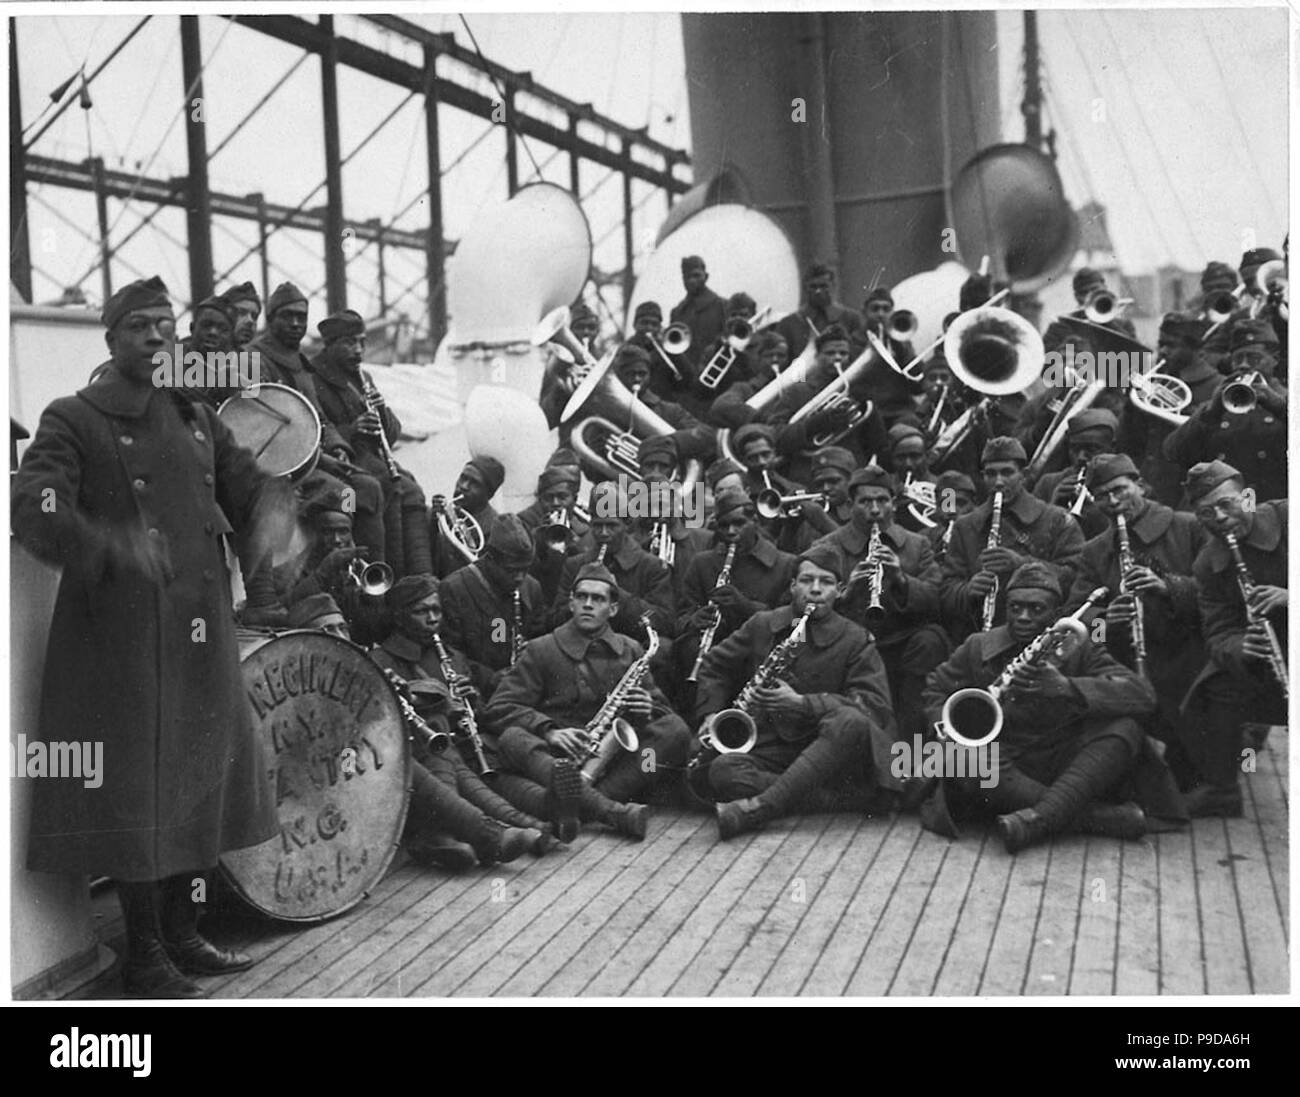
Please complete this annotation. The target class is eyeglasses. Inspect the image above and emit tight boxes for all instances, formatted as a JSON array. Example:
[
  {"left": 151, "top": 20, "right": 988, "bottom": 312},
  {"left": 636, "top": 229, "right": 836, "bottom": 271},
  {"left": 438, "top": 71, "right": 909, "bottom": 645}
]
[{"left": 1194, "top": 496, "right": 1243, "bottom": 522}]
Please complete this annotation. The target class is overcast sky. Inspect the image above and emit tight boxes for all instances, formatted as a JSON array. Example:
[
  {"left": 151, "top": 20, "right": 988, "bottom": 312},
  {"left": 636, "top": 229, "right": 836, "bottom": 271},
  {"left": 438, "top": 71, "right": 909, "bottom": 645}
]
[{"left": 10, "top": 5, "right": 1288, "bottom": 320}]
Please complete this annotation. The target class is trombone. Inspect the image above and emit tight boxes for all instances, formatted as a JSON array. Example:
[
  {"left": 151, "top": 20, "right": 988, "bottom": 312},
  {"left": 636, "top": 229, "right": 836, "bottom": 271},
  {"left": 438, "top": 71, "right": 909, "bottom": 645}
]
[
  {"left": 697, "top": 305, "right": 775, "bottom": 390},
  {"left": 1083, "top": 289, "right": 1133, "bottom": 326},
  {"left": 646, "top": 323, "right": 691, "bottom": 381}
]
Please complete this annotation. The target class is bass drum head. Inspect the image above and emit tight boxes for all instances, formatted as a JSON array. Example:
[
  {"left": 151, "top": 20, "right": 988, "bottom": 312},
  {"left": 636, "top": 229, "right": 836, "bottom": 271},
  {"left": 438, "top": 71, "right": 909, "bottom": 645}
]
[
  {"left": 220, "top": 630, "right": 411, "bottom": 922},
  {"left": 218, "top": 383, "right": 322, "bottom": 480}
]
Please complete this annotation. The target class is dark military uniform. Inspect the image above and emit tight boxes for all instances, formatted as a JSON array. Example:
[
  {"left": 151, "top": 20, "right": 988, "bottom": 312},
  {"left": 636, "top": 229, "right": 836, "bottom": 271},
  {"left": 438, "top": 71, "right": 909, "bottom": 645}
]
[
  {"left": 772, "top": 304, "right": 864, "bottom": 362},
  {"left": 438, "top": 563, "right": 548, "bottom": 699},
  {"left": 940, "top": 490, "right": 1085, "bottom": 641},
  {"left": 1033, "top": 465, "right": 1108, "bottom": 539},
  {"left": 811, "top": 515, "right": 950, "bottom": 741},
  {"left": 769, "top": 361, "right": 890, "bottom": 486},
  {"left": 693, "top": 605, "right": 899, "bottom": 810},
  {"left": 432, "top": 499, "right": 498, "bottom": 580},
  {"left": 516, "top": 498, "right": 588, "bottom": 603},
  {"left": 553, "top": 538, "right": 676, "bottom": 641}
]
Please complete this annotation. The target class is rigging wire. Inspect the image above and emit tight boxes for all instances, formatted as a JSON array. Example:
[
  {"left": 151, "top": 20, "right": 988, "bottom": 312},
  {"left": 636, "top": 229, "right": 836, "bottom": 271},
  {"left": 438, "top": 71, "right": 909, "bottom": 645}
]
[
  {"left": 208, "top": 51, "right": 311, "bottom": 163},
  {"left": 457, "top": 14, "right": 544, "bottom": 180}
]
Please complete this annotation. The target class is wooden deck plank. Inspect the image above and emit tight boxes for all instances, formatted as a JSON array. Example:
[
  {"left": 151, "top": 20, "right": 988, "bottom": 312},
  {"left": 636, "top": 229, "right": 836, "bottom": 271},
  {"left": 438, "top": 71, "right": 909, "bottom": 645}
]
[
  {"left": 537, "top": 813, "right": 720, "bottom": 997},
  {"left": 1154, "top": 827, "right": 1206, "bottom": 995},
  {"left": 932, "top": 832, "right": 1013, "bottom": 996},
  {"left": 799, "top": 819, "right": 922, "bottom": 996},
  {"left": 455, "top": 816, "right": 703, "bottom": 997},
  {"left": 844, "top": 831, "right": 952, "bottom": 996},
  {"left": 624, "top": 824, "right": 806, "bottom": 996},
  {"left": 1024, "top": 837, "right": 1087, "bottom": 996},
  {"left": 713, "top": 815, "right": 865, "bottom": 997},
  {"left": 581, "top": 827, "right": 785, "bottom": 996},
  {"left": 887, "top": 831, "right": 984, "bottom": 996},
  {"left": 1224, "top": 811, "right": 1289, "bottom": 995},
  {"left": 1191, "top": 820, "right": 1253, "bottom": 996},
  {"left": 978, "top": 842, "right": 1050, "bottom": 995},
  {"left": 1110, "top": 840, "right": 1160, "bottom": 997},
  {"left": 669, "top": 814, "right": 837, "bottom": 997},
  {"left": 329, "top": 833, "right": 618, "bottom": 997},
  {"left": 753, "top": 816, "right": 889, "bottom": 996},
  {"left": 1250, "top": 747, "right": 1290, "bottom": 933}
]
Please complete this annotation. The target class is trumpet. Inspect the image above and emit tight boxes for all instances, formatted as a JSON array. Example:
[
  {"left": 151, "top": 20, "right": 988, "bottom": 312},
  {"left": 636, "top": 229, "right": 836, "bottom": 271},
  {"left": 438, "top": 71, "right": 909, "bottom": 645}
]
[
  {"left": 981, "top": 491, "right": 1003, "bottom": 631},
  {"left": 539, "top": 508, "right": 576, "bottom": 554},
  {"left": 434, "top": 493, "right": 486, "bottom": 565},
  {"left": 1202, "top": 286, "right": 1245, "bottom": 340},
  {"left": 646, "top": 323, "right": 691, "bottom": 381},
  {"left": 697, "top": 306, "right": 774, "bottom": 390},
  {"left": 1083, "top": 289, "right": 1133, "bottom": 326},
  {"left": 887, "top": 309, "right": 919, "bottom": 343},
  {"left": 756, "top": 470, "right": 826, "bottom": 520},
  {"left": 1067, "top": 459, "right": 1091, "bottom": 517},
  {"left": 1224, "top": 532, "right": 1289, "bottom": 700},
  {"left": 688, "top": 542, "right": 736, "bottom": 683},
  {"left": 347, "top": 557, "right": 394, "bottom": 596},
  {"left": 1222, "top": 371, "right": 1265, "bottom": 415},
  {"left": 939, "top": 587, "right": 1108, "bottom": 747}
]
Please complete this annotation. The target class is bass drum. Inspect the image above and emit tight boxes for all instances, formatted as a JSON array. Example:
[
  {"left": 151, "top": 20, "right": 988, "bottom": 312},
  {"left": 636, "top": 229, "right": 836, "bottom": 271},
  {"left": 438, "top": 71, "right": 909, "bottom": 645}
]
[
  {"left": 218, "top": 383, "right": 322, "bottom": 480},
  {"left": 220, "top": 630, "right": 411, "bottom": 922}
]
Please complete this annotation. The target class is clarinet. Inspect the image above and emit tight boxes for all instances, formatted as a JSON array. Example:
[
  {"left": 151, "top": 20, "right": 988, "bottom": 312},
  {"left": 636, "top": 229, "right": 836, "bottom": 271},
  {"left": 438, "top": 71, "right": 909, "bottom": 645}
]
[
  {"left": 510, "top": 589, "right": 525, "bottom": 667},
  {"left": 688, "top": 543, "right": 737, "bottom": 682},
  {"left": 981, "top": 491, "right": 1003, "bottom": 631},
  {"left": 380, "top": 668, "right": 452, "bottom": 754},
  {"left": 431, "top": 634, "right": 494, "bottom": 777},
  {"left": 865, "top": 522, "right": 886, "bottom": 625},
  {"left": 1224, "top": 532, "right": 1289, "bottom": 700},
  {"left": 360, "top": 374, "right": 400, "bottom": 481},
  {"left": 1115, "top": 514, "right": 1147, "bottom": 678}
]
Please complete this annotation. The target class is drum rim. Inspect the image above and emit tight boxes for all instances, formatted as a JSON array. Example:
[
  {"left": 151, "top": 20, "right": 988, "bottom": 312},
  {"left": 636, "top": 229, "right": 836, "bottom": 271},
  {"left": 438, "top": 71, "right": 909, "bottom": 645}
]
[
  {"left": 221, "top": 627, "right": 411, "bottom": 923},
  {"left": 218, "top": 382, "right": 323, "bottom": 481}
]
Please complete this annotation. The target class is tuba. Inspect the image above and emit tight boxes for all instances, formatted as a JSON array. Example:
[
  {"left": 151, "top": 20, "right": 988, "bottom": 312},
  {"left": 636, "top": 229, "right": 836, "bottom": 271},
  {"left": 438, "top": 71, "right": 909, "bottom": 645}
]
[
  {"left": 715, "top": 351, "right": 820, "bottom": 465},
  {"left": 434, "top": 493, "right": 486, "bottom": 565},
  {"left": 943, "top": 304, "right": 1045, "bottom": 398},
  {"left": 940, "top": 587, "right": 1107, "bottom": 747}
]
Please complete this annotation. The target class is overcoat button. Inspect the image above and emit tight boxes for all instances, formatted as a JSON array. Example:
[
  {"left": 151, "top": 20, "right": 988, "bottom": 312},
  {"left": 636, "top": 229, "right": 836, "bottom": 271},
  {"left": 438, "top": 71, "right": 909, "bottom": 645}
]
[
  {"left": 203, "top": 473, "right": 214, "bottom": 485},
  {"left": 133, "top": 478, "right": 146, "bottom": 491},
  {"left": 194, "top": 430, "right": 206, "bottom": 442},
  {"left": 120, "top": 435, "right": 133, "bottom": 446},
  {"left": 205, "top": 522, "right": 215, "bottom": 535},
  {"left": 203, "top": 569, "right": 215, "bottom": 581},
  {"left": 147, "top": 528, "right": 160, "bottom": 538}
]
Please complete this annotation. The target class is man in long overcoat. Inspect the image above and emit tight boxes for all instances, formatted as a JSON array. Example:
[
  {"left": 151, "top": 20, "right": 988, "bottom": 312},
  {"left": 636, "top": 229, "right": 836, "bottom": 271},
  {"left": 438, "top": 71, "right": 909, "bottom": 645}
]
[{"left": 11, "top": 277, "right": 294, "bottom": 998}]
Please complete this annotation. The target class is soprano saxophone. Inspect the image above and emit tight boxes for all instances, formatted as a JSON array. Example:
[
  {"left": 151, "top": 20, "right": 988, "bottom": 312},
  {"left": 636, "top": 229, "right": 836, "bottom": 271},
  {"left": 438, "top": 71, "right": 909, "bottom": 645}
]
[
  {"left": 431, "top": 634, "right": 494, "bottom": 776},
  {"left": 1115, "top": 513, "right": 1147, "bottom": 678},
  {"left": 981, "top": 490, "right": 1004, "bottom": 631},
  {"left": 579, "top": 613, "right": 658, "bottom": 783},
  {"left": 687, "top": 543, "right": 737, "bottom": 682}
]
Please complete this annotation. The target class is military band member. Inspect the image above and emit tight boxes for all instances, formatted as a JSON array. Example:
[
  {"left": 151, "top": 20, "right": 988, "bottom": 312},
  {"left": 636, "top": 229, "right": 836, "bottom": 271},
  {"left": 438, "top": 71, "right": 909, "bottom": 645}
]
[
  {"left": 611, "top": 343, "right": 717, "bottom": 463},
  {"left": 693, "top": 546, "right": 899, "bottom": 838},
  {"left": 940, "top": 436, "right": 1085, "bottom": 643},
  {"left": 922, "top": 562, "right": 1159, "bottom": 852},
  {"left": 670, "top": 255, "right": 727, "bottom": 373},
  {"left": 631, "top": 434, "right": 712, "bottom": 589},
  {"left": 368, "top": 576, "right": 553, "bottom": 858},
  {"left": 1116, "top": 313, "right": 1218, "bottom": 507},
  {"left": 1162, "top": 319, "right": 1288, "bottom": 505},
  {"left": 184, "top": 294, "right": 240, "bottom": 407},
  {"left": 676, "top": 488, "right": 797, "bottom": 682},
  {"left": 772, "top": 262, "right": 864, "bottom": 362},
  {"left": 888, "top": 423, "right": 939, "bottom": 535},
  {"left": 220, "top": 281, "right": 261, "bottom": 349},
  {"left": 439, "top": 515, "right": 548, "bottom": 698},
  {"left": 626, "top": 300, "right": 688, "bottom": 404},
  {"left": 312, "top": 308, "right": 433, "bottom": 577},
  {"left": 430, "top": 455, "right": 504, "bottom": 579},
  {"left": 1180, "top": 461, "right": 1288, "bottom": 817},
  {"left": 812, "top": 465, "right": 949, "bottom": 743},
  {"left": 1062, "top": 454, "right": 1205, "bottom": 787},
  {"left": 553, "top": 480, "right": 676, "bottom": 644},
  {"left": 773, "top": 445, "right": 853, "bottom": 554},
  {"left": 927, "top": 470, "right": 977, "bottom": 566},
  {"left": 854, "top": 286, "right": 921, "bottom": 427},
  {"left": 12, "top": 276, "right": 295, "bottom": 997},
  {"left": 708, "top": 330, "right": 792, "bottom": 431},
  {"left": 540, "top": 302, "right": 602, "bottom": 427},
  {"left": 688, "top": 292, "right": 761, "bottom": 410},
  {"left": 517, "top": 459, "right": 589, "bottom": 604},
  {"left": 1031, "top": 409, "right": 1118, "bottom": 540},
  {"left": 485, "top": 562, "right": 693, "bottom": 840}
]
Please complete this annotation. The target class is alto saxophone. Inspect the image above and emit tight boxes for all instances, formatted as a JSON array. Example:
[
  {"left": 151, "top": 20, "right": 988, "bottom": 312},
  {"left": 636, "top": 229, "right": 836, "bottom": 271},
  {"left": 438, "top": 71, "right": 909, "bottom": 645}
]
[
  {"left": 579, "top": 613, "right": 658, "bottom": 783},
  {"left": 981, "top": 491, "right": 1004, "bottom": 631},
  {"left": 687, "top": 542, "right": 737, "bottom": 682},
  {"left": 1224, "top": 531, "right": 1289, "bottom": 700},
  {"left": 1115, "top": 513, "right": 1147, "bottom": 678},
  {"left": 431, "top": 634, "right": 494, "bottom": 777},
  {"left": 695, "top": 603, "right": 814, "bottom": 762},
  {"left": 360, "top": 373, "right": 400, "bottom": 480}
]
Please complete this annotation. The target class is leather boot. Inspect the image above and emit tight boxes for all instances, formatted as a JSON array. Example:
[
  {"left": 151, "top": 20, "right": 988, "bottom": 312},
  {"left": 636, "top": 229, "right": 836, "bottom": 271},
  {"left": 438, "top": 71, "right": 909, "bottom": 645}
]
[
  {"left": 473, "top": 821, "right": 539, "bottom": 866},
  {"left": 159, "top": 874, "right": 254, "bottom": 976},
  {"left": 996, "top": 807, "right": 1050, "bottom": 854},
  {"left": 1072, "top": 801, "right": 1146, "bottom": 840},
  {"left": 603, "top": 802, "right": 650, "bottom": 841},
  {"left": 117, "top": 881, "right": 205, "bottom": 999},
  {"left": 406, "top": 832, "right": 477, "bottom": 870},
  {"left": 548, "top": 758, "right": 583, "bottom": 843},
  {"left": 716, "top": 797, "right": 770, "bottom": 841}
]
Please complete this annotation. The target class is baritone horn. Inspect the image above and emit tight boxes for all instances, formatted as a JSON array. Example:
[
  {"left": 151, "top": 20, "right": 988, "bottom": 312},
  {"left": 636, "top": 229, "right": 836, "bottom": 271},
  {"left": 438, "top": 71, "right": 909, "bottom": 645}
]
[
  {"left": 1129, "top": 357, "right": 1191, "bottom": 426},
  {"left": 435, "top": 494, "right": 486, "bottom": 564},
  {"left": 786, "top": 343, "right": 878, "bottom": 449},
  {"left": 532, "top": 305, "right": 602, "bottom": 390}
]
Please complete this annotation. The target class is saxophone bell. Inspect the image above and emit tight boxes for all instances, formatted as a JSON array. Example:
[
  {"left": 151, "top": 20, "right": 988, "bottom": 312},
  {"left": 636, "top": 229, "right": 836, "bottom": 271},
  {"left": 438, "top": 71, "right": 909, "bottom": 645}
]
[{"left": 698, "top": 709, "right": 758, "bottom": 755}]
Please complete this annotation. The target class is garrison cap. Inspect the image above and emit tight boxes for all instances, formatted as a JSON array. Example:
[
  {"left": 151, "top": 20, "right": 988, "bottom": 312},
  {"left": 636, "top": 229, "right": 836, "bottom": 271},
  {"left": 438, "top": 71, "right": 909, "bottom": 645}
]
[
  {"left": 194, "top": 294, "right": 237, "bottom": 328},
  {"left": 537, "top": 465, "right": 580, "bottom": 492},
  {"left": 934, "top": 470, "right": 976, "bottom": 499},
  {"left": 726, "top": 292, "right": 756, "bottom": 314},
  {"left": 815, "top": 323, "right": 851, "bottom": 349},
  {"left": 1159, "top": 313, "right": 1210, "bottom": 345},
  {"left": 638, "top": 435, "right": 678, "bottom": 465},
  {"left": 287, "top": 593, "right": 346, "bottom": 630},
  {"left": 1229, "top": 318, "right": 1279, "bottom": 352},
  {"left": 614, "top": 343, "right": 652, "bottom": 369},
  {"left": 1072, "top": 267, "right": 1106, "bottom": 295},
  {"left": 887, "top": 423, "right": 926, "bottom": 452},
  {"left": 1006, "top": 560, "right": 1062, "bottom": 600},
  {"left": 483, "top": 514, "right": 534, "bottom": 566},
  {"left": 267, "top": 282, "right": 308, "bottom": 317},
  {"left": 634, "top": 300, "right": 663, "bottom": 322},
  {"left": 574, "top": 562, "right": 618, "bottom": 592},
  {"left": 220, "top": 281, "right": 260, "bottom": 309},
  {"left": 464, "top": 456, "right": 505, "bottom": 495},
  {"left": 981, "top": 435, "right": 1027, "bottom": 466},
  {"left": 797, "top": 543, "right": 846, "bottom": 582},
  {"left": 681, "top": 255, "right": 707, "bottom": 274},
  {"left": 1184, "top": 460, "right": 1243, "bottom": 504},
  {"left": 810, "top": 446, "right": 855, "bottom": 477},
  {"left": 1067, "top": 408, "right": 1119, "bottom": 439},
  {"left": 713, "top": 487, "right": 752, "bottom": 518},
  {"left": 732, "top": 423, "right": 775, "bottom": 455},
  {"left": 1200, "top": 261, "right": 1238, "bottom": 294},
  {"left": 849, "top": 464, "right": 895, "bottom": 493},
  {"left": 318, "top": 309, "right": 366, "bottom": 341},
  {"left": 386, "top": 574, "right": 439, "bottom": 611},
  {"left": 864, "top": 286, "right": 894, "bottom": 306},
  {"left": 1087, "top": 453, "right": 1140, "bottom": 490},
  {"left": 102, "top": 276, "right": 172, "bottom": 330}
]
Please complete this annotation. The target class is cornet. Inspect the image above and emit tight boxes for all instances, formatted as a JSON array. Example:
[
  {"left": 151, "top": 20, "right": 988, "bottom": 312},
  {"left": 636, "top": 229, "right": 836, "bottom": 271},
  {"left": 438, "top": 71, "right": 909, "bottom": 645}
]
[
  {"left": 1222, "top": 371, "right": 1264, "bottom": 415},
  {"left": 347, "top": 557, "right": 394, "bottom": 596}
]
